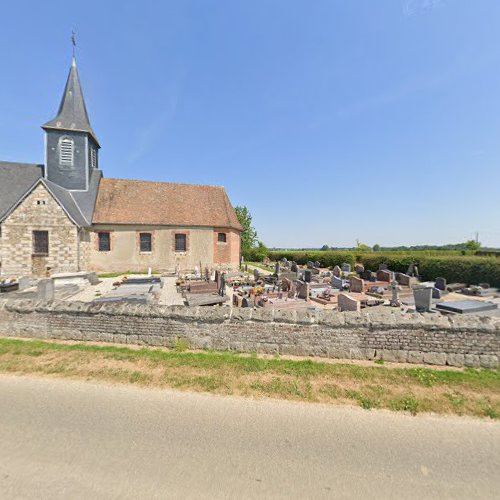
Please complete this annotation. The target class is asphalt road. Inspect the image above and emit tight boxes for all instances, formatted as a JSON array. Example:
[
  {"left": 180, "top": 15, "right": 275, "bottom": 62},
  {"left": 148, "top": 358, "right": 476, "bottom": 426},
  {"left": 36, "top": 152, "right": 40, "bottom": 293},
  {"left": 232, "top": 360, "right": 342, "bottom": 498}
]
[{"left": 0, "top": 376, "right": 498, "bottom": 499}]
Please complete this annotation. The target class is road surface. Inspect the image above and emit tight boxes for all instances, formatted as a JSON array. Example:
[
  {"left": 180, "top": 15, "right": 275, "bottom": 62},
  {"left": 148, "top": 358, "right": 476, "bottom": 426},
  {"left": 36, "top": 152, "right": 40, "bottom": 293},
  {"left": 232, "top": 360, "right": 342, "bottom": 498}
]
[{"left": 0, "top": 375, "right": 498, "bottom": 499}]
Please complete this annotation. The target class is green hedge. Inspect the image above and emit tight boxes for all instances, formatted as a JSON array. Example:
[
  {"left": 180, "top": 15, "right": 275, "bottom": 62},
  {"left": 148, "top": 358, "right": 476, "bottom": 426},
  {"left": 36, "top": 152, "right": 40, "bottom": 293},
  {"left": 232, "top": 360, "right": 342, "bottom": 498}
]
[{"left": 267, "top": 251, "right": 500, "bottom": 287}]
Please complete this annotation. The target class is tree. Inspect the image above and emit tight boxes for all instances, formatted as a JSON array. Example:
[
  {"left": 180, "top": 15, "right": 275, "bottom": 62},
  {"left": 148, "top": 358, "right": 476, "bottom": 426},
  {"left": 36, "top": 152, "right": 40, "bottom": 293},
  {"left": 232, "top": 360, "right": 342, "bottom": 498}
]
[
  {"left": 464, "top": 239, "right": 481, "bottom": 252},
  {"left": 320, "top": 244, "right": 330, "bottom": 251},
  {"left": 373, "top": 244, "right": 381, "bottom": 252},
  {"left": 235, "top": 206, "right": 258, "bottom": 252},
  {"left": 355, "top": 239, "right": 372, "bottom": 252}
]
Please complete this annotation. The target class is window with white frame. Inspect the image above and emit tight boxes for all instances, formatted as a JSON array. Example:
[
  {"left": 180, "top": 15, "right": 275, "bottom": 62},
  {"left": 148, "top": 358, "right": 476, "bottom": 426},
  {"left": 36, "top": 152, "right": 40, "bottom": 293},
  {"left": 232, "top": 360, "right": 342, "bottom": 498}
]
[{"left": 59, "top": 136, "right": 74, "bottom": 166}]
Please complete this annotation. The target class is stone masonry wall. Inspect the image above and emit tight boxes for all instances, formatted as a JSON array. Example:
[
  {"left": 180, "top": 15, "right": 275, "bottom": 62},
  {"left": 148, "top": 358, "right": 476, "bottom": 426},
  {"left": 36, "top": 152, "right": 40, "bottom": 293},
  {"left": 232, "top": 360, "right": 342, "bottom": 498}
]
[
  {"left": 0, "top": 183, "right": 79, "bottom": 277},
  {"left": 0, "top": 300, "right": 498, "bottom": 368}
]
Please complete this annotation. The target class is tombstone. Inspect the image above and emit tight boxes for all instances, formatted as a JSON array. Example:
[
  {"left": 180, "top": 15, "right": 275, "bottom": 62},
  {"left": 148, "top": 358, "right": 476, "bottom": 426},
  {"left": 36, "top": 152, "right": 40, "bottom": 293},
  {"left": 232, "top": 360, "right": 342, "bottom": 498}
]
[
  {"left": 314, "top": 261, "right": 321, "bottom": 268},
  {"left": 360, "top": 270, "right": 373, "bottom": 281},
  {"left": 432, "top": 287, "right": 442, "bottom": 299},
  {"left": 435, "top": 277, "right": 446, "bottom": 291},
  {"left": 18, "top": 277, "right": 32, "bottom": 291},
  {"left": 290, "top": 262, "right": 298, "bottom": 273},
  {"left": 275, "top": 262, "right": 281, "bottom": 274},
  {"left": 304, "top": 269, "right": 312, "bottom": 283},
  {"left": 349, "top": 276, "right": 364, "bottom": 293},
  {"left": 376, "top": 270, "right": 392, "bottom": 283},
  {"left": 297, "top": 281, "right": 310, "bottom": 301},
  {"left": 281, "top": 278, "right": 291, "bottom": 292},
  {"left": 354, "top": 263, "right": 364, "bottom": 274},
  {"left": 338, "top": 293, "right": 361, "bottom": 312},
  {"left": 253, "top": 268, "right": 260, "bottom": 280},
  {"left": 87, "top": 272, "right": 100, "bottom": 286},
  {"left": 395, "top": 273, "right": 411, "bottom": 287},
  {"left": 37, "top": 279, "right": 55, "bottom": 301},
  {"left": 307, "top": 261, "right": 314, "bottom": 269},
  {"left": 341, "top": 263, "right": 351, "bottom": 273},
  {"left": 406, "top": 263, "right": 416, "bottom": 276},
  {"left": 378, "top": 263, "right": 388, "bottom": 271},
  {"left": 390, "top": 280, "right": 401, "bottom": 307},
  {"left": 331, "top": 275, "right": 343, "bottom": 290},
  {"left": 413, "top": 287, "right": 432, "bottom": 313},
  {"left": 241, "top": 297, "right": 250, "bottom": 308},
  {"left": 333, "top": 265, "right": 342, "bottom": 278}
]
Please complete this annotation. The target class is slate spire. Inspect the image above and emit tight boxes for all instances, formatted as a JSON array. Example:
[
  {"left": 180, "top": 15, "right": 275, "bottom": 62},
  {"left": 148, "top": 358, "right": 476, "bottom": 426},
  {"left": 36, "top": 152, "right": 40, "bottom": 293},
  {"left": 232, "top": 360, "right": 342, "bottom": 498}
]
[{"left": 42, "top": 55, "right": 99, "bottom": 146}]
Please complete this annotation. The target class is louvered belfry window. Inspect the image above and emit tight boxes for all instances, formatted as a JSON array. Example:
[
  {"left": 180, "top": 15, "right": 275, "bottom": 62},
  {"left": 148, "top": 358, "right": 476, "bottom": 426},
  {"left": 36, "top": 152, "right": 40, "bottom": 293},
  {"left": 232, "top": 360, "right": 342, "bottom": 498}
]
[{"left": 59, "top": 137, "right": 74, "bottom": 166}]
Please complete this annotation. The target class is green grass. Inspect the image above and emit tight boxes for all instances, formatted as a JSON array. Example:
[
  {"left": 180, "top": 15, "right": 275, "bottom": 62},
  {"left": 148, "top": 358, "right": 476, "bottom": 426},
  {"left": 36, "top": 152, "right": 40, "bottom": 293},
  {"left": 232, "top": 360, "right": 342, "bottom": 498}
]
[{"left": 0, "top": 338, "right": 498, "bottom": 419}]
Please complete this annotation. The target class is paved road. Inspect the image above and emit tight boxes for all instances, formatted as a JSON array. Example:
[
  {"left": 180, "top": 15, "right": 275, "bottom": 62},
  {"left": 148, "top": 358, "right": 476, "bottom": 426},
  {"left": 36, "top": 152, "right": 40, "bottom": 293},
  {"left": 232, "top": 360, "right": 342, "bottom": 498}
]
[{"left": 0, "top": 376, "right": 498, "bottom": 499}]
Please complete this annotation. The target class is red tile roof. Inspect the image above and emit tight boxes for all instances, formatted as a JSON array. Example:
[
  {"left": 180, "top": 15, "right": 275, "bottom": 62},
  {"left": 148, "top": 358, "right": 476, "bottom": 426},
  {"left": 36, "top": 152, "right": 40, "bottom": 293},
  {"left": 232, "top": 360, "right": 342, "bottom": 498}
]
[{"left": 92, "top": 178, "right": 242, "bottom": 230}]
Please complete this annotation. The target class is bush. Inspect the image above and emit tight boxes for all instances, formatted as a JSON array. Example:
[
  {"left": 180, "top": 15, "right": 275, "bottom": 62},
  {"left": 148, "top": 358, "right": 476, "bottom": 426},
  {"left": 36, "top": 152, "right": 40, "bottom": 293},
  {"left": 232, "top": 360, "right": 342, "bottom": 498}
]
[{"left": 267, "top": 251, "right": 500, "bottom": 286}]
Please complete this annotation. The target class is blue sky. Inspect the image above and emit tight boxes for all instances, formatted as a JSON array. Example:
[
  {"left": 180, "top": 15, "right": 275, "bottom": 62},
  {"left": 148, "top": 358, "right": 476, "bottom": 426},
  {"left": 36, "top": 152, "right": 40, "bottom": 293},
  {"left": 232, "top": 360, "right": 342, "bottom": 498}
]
[{"left": 1, "top": 0, "right": 500, "bottom": 248}]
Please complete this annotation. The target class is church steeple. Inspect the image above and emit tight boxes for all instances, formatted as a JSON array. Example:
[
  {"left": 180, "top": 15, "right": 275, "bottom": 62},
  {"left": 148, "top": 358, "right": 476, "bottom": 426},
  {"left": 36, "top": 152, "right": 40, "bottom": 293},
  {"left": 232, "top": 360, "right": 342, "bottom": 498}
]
[
  {"left": 42, "top": 55, "right": 99, "bottom": 146},
  {"left": 42, "top": 48, "right": 100, "bottom": 191}
]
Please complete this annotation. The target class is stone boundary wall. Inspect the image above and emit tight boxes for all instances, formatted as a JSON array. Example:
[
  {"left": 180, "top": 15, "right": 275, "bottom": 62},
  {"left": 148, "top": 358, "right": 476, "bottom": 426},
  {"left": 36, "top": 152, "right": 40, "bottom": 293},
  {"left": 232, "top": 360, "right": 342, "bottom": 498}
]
[{"left": 0, "top": 300, "right": 498, "bottom": 368}]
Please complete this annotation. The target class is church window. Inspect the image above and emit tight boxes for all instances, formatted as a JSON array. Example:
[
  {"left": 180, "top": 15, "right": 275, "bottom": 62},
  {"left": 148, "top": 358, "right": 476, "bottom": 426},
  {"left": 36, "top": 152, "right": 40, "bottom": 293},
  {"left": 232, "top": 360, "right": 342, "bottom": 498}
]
[
  {"left": 175, "top": 233, "right": 187, "bottom": 252},
  {"left": 90, "top": 147, "right": 97, "bottom": 168},
  {"left": 139, "top": 233, "right": 152, "bottom": 252},
  {"left": 217, "top": 232, "right": 227, "bottom": 243},
  {"left": 98, "top": 232, "right": 111, "bottom": 252},
  {"left": 33, "top": 231, "right": 49, "bottom": 256},
  {"left": 59, "top": 136, "right": 74, "bottom": 166}
]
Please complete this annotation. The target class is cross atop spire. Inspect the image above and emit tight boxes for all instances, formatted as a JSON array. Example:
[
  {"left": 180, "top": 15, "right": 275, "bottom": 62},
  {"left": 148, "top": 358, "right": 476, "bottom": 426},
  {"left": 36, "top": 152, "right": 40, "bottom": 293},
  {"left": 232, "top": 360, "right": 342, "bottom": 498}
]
[{"left": 71, "top": 30, "right": 76, "bottom": 61}]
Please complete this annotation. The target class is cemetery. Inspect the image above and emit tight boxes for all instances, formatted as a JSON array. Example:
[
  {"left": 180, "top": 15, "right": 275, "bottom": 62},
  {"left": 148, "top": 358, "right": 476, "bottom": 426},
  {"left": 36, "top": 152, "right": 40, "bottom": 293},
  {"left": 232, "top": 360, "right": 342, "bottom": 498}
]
[{"left": 1, "top": 257, "right": 499, "bottom": 319}]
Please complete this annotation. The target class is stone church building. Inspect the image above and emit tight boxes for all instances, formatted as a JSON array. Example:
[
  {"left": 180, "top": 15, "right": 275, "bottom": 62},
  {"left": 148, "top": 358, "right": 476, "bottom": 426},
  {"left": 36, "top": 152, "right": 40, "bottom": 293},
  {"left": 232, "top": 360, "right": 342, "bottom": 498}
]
[{"left": 0, "top": 56, "right": 241, "bottom": 277}]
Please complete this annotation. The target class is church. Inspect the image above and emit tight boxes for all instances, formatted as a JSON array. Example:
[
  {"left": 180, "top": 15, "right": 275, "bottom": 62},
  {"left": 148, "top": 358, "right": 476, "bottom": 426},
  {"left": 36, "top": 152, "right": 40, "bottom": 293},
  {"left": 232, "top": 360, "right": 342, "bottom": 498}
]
[{"left": 0, "top": 55, "right": 242, "bottom": 277}]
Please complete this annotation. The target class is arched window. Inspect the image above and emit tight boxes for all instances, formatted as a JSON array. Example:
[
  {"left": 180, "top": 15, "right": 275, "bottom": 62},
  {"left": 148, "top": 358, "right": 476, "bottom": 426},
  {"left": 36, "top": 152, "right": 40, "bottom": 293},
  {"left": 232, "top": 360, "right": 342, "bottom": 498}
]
[{"left": 59, "top": 136, "right": 74, "bottom": 166}]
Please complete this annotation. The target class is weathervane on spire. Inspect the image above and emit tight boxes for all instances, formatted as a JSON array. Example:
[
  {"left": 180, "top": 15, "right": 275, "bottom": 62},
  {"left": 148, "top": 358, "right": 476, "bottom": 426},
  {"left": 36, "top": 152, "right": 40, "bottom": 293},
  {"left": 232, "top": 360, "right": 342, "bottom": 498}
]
[{"left": 71, "top": 30, "right": 77, "bottom": 58}]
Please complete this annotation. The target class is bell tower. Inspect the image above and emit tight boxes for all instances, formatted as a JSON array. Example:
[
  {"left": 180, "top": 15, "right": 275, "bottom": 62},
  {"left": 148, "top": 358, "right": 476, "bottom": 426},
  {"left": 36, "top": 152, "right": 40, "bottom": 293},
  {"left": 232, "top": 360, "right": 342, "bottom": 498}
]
[{"left": 42, "top": 50, "right": 100, "bottom": 191}]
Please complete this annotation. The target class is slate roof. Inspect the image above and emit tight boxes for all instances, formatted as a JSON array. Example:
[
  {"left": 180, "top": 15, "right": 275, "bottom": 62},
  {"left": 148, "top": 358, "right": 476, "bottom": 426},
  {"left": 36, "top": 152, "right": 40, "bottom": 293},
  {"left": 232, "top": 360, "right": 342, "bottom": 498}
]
[
  {"left": 42, "top": 57, "right": 99, "bottom": 146},
  {"left": 92, "top": 178, "right": 242, "bottom": 231},
  {"left": 0, "top": 161, "right": 100, "bottom": 228},
  {"left": 0, "top": 162, "right": 43, "bottom": 221}
]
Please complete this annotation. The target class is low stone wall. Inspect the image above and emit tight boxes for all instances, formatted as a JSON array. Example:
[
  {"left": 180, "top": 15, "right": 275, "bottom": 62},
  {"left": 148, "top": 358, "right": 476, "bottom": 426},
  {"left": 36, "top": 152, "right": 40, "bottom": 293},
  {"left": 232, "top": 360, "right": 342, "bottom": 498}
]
[{"left": 0, "top": 300, "right": 498, "bottom": 368}]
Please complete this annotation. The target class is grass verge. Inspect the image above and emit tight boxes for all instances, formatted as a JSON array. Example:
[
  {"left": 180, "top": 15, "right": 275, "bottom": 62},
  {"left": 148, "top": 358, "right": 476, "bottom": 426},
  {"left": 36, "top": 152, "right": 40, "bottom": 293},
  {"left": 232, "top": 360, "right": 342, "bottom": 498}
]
[{"left": 0, "top": 338, "right": 498, "bottom": 419}]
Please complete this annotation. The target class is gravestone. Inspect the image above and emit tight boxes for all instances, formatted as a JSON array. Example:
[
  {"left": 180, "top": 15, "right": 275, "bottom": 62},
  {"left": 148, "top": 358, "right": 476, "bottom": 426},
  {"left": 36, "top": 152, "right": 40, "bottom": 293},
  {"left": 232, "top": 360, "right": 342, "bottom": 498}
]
[
  {"left": 390, "top": 280, "right": 401, "bottom": 307},
  {"left": 432, "top": 287, "right": 442, "bottom": 299},
  {"left": 378, "top": 264, "right": 388, "bottom": 271},
  {"left": 307, "top": 261, "right": 314, "bottom": 269},
  {"left": 413, "top": 287, "right": 432, "bottom": 312},
  {"left": 18, "top": 277, "right": 32, "bottom": 291},
  {"left": 360, "top": 270, "right": 374, "bottom": 281},
  {"left": 376, "top": 270, "right": 392, "bottom": 283},
  {"left": 297, "top": 281, "right": 310, "bottom": 300},
  {"left": 333, "top": 266, "right": 342, "bottom": 278},
  {"left": 290, "top": 262, "right": 298, "bottom": 273},
  {"left": 37, "top": 279, "right": 55, "bottom": 301},
  {"left": 88, "top": 272, "right": 100, "bottom": 286},
  {"left": 304, "top": 269, "right": 312, "bottom": 283},
  {"left": 338, "top": 293, "right": 361, "bottom": 312},
  {"left": 341, "top": 263, "right": 351, "bottom": 273},
  {"left": 314, "top": 261, "right": 321, "bottom": 268},
  {"left": 253, "top": 268, "right": 260, "bottom": 280},
  {"left": 331, "top": 275, "right": 343, "bottom": 289},
  {"left": 241, "top": 297, "right": 250, "bottom": 308},
  {"left": 354, "top": 263, "right": 364, "bottom": 274},
  {"left": 435, "top": 277, "right": 446, "bottom": 291},
  {"left": 395, "top": 273, "right": 411, "bottom": 286},
  {"left": 275, "top": 262, "right": 281, "bottom": 274},
  {"left": 349, "top": 276, "right": 364, "bottom": 293}
]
